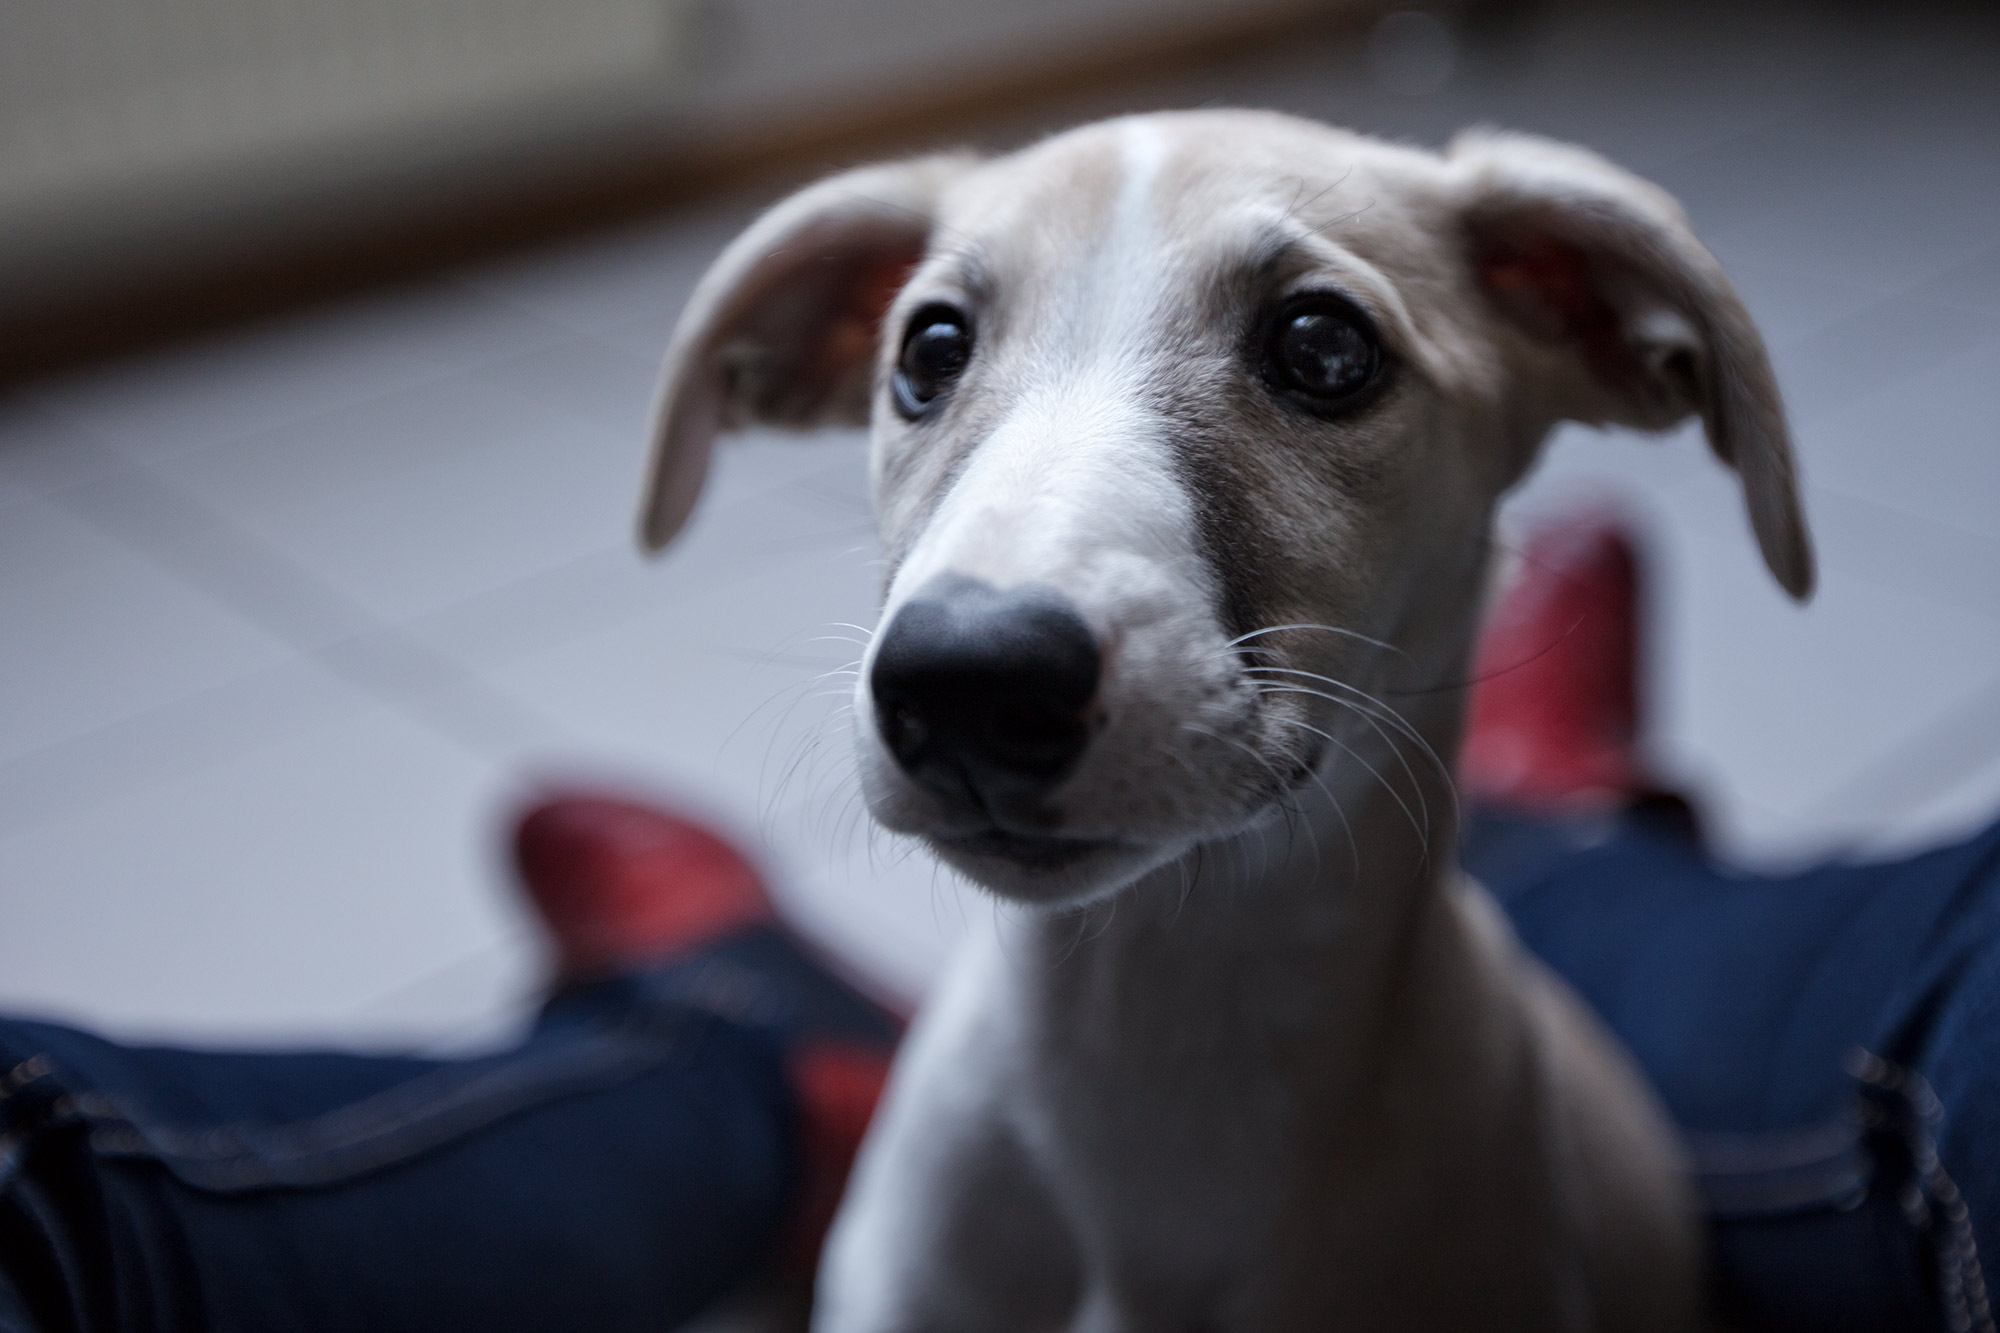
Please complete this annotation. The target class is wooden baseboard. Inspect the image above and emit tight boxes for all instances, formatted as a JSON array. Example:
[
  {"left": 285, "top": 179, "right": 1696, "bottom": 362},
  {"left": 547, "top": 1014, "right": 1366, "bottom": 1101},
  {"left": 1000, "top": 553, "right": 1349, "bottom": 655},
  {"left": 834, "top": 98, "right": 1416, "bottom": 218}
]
[{"left": 0, "top": 1, "right": 1386, "bottom": 390}]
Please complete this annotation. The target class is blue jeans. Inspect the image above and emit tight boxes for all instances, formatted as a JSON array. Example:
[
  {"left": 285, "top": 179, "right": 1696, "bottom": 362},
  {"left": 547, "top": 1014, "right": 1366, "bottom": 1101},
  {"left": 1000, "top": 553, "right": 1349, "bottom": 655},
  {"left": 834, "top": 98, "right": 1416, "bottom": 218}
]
[
  {"left": 0, "top": 927, "right": 906, "bottom": 1332},
  {"left": 3, "top": 820, "right": 1998, "bottom": 1332},
  {"left": 1467, "top": 806, "right": 2000, "bottom": 1333}
]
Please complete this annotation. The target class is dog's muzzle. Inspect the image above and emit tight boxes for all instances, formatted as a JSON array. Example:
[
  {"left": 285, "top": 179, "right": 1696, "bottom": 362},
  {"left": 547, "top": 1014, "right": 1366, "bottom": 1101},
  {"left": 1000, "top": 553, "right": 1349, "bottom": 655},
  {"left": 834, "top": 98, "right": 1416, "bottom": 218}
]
[{"left": 870, "top": 575, "right": 1100, "bottom": 819}]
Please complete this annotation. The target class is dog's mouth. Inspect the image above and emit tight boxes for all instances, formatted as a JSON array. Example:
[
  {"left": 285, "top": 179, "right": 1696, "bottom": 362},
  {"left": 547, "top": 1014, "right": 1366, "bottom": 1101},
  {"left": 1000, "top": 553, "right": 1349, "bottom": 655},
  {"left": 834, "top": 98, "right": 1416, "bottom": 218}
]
[{"left": 935, "top": 826, "right": 1118, "bottom": 871}]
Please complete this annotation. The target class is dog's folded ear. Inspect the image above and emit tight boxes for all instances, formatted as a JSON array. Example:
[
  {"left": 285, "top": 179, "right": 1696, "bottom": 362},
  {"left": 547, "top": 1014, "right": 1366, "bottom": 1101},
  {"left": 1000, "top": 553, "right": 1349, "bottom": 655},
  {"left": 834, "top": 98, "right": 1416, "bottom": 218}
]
[
  {"left": 1450, "top": 130, "right": 1815, "bottom": 600},
  {"left": 638, "top": 156, "right": 972, "bottom": 552}
]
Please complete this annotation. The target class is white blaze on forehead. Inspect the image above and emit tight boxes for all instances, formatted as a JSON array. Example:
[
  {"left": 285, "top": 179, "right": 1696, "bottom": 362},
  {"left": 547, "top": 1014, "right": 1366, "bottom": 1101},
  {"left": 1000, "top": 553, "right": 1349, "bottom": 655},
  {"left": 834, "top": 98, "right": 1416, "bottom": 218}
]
[
  {"left": 1099, "top": 117, "right": 1174, "bottom": 327},
  {"left": 883, "top": 118, "right": 1210, "bottom": 629},
  {"left": 891, "top": 381, "right": 1196, "bottom": 614}
]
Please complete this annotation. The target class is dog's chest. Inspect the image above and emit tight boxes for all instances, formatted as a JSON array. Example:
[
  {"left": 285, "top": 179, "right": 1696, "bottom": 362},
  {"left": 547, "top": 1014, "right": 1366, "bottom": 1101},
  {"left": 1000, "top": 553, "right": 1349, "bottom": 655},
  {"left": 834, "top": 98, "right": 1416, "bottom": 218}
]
[{"left": 1012, "top": 905, "right": 1354, "bottom": 1304}]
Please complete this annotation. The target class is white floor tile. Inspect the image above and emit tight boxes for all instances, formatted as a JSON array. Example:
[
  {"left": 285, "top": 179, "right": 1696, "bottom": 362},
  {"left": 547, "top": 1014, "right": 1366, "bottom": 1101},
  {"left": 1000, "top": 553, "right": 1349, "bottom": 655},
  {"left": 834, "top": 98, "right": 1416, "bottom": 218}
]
[
  {"left": 0, "top": 657, "right": 369, "bottom": 842},
  {"left": 409, "top": 464, "right": 875, "bottom": 674},
  {"left": 56, "top": 466, "right": 376, "bottom": 650},
  {"left": 455, "top": 202, "right": 760, "bottom": 339},
  {"left": 0, "top": 492, "right": 120, "bottom": 590},
  {"left": 596, "top": 309, "right": 676, "bottom": 365},
  {"left": 486, "top": 547, "right": 882, "bottom": 794},
  {"left": 1205, "top": 0, "right": 1884, "bottom": 178},
  {"left": 1660, "top": 48, "right": 2000, "bottom": 296},
  {"left": 702, "top": 431, "right": 873, "bottom": 512},
  {"left": 1849, "top": 737, "right": 2000, "bottom": 863},
  {"left": 0, "top": 398, "right": 130, "bottom": 500},
  {"left": 1500, "top": 420, "right": 1718, "bottom": 518},
  {"left": 1648, "top": 489, "right": 2000, "bottom": 861},
  {"left": 1912, "top": 243, "right": 2000, "bottom": 319},
  {"left": 0, "top": 499, "right": 296, "bottom": 765},
  {"left": 1797, "top": 672, "right": 2000, "bottom": 862},
  {"left": 0, "top": 701, "right": 525, "bottom": 1044},
  {"left": 468, "top": 336, "right": 661, "bottom": 438},
  {"left": 33, "top": 284, "right": 571, "bottom": 461},
  {"left": 1805, "top": 485, "right": 2000, "bottom": 624},
  {"left": 1805, "top": 336, "right": 2000, "bottom": 541},
  {"left": 1773, "top": 296, "right": 2000, "bottom": 429},
  {"left": 1724, "top": 262, "right": 1906, "bottom": 354},
  {"left": 151, "top": 376, "right": 643, "bottom": 623}
]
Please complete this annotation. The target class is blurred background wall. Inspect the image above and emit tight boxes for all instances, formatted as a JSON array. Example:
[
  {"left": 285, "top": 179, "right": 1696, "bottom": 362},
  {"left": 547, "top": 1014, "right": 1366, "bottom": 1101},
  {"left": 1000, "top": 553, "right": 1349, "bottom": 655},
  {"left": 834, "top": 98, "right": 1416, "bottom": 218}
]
[{"left": 2, "top": 0, "right": 1380, "bottom": 381}]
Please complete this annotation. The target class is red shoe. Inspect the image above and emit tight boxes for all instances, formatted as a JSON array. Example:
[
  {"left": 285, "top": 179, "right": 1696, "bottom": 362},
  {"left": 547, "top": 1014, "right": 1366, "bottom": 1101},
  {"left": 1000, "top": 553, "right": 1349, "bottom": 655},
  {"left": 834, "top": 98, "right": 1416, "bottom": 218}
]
[
  {"left": 774, "top": 1044, "right": 897, "bottom": 1273},
  {"left": 513, "top": 792, "right": 903, "bottom": 1273},
  {"left": 1461, "top": 518, "right": 1647, "bottom": 814},
  {"left": 513, "top": 793, "right": 775, "bottom": 983}
]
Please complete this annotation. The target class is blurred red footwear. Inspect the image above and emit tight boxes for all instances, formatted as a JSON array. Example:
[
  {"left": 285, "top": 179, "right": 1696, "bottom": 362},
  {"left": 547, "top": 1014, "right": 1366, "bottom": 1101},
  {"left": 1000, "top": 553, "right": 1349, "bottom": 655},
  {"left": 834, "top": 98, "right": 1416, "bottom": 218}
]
[
  {"left": 1461, "top": 517, "right": 1647, "bottom": 814},
  {"left": 774, "top": 1044, "right": 897, "bottom": 1273},
  {"left": 514, "top": 793, "right": 776, "bottom": 982},
  {"left": 512, "top": 791, "right": 903, "bottom": 1273}
]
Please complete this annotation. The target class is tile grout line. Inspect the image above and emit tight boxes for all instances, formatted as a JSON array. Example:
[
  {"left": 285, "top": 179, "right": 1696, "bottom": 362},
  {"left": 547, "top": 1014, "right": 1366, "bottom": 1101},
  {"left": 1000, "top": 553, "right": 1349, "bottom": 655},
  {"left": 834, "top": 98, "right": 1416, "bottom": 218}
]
[
  {"left": 46, "top": 460, "right": 587, "bottom": 775},
  {"left": 26, "top": 292, "right": 582, "bottom": 469},
  {"left": 1788, "top": 668, "right": 2000, "bottom": 845}
]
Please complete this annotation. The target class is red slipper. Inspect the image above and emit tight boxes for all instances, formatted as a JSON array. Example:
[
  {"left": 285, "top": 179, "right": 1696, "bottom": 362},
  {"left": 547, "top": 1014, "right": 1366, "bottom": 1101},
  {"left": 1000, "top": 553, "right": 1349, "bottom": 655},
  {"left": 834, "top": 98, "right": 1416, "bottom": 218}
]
[
  {"left": 513, "top": 793, "right": 775, "bottom": 984},
  {"left": 512, "top": 791, "right": 901, "bottom": 1274},
  {"left": 1461, "top": 517, "right": 1648, "bottom": 814}
]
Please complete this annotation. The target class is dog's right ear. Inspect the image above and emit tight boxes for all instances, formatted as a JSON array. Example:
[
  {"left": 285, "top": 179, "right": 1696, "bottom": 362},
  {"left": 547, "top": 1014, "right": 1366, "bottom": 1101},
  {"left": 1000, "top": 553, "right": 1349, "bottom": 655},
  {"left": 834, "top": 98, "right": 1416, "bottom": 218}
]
[{"left": 638, "top": 156, "right": 972, "bottom": 552}]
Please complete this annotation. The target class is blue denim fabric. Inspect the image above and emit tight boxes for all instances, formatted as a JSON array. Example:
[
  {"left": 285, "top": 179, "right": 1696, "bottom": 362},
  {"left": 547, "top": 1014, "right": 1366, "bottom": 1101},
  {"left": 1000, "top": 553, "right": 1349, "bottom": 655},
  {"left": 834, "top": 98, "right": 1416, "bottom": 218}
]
[
  {"left": 1466, "top": 808, "right": 2000, "bottom": 1333},
  {"left": 0, "top": 936, "right": 816, "bottom": 1333}
]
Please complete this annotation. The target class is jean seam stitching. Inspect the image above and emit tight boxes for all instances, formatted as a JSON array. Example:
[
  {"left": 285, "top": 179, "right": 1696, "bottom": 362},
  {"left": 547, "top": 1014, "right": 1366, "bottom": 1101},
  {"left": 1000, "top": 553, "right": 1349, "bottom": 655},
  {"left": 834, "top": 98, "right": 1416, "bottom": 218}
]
[{"left": 73, "top": 1016, "right": 693, "bottom": 1189}]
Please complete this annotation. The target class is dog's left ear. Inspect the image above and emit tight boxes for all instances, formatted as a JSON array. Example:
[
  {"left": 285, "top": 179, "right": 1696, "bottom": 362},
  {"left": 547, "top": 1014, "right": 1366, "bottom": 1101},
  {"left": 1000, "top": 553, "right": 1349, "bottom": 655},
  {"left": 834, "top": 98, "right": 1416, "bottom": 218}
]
[
  {"left": 638, "top": 155, "right": 972, "bottom": 552},
  {"left": 1450, "top": 131, "right": 1814, "bottom": 600}
]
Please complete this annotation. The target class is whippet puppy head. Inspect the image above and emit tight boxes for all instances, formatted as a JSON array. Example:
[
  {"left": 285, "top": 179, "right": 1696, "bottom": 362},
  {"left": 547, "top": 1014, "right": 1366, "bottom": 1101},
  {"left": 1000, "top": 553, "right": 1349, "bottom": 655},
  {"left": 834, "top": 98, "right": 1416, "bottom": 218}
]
[{"left": 641, "top": 109, "right": 1811, "bottom": 909}]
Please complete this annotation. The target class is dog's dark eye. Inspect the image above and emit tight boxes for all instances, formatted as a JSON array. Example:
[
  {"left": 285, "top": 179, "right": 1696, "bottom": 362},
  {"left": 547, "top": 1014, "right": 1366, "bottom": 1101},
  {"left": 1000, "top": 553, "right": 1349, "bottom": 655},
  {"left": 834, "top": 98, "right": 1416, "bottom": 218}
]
[
  {"left": 894, "top": 304, "right": 974, "bottom": 418},
  {"left": 1261, "top": 296, "right": 1382, "bottom": 412}
]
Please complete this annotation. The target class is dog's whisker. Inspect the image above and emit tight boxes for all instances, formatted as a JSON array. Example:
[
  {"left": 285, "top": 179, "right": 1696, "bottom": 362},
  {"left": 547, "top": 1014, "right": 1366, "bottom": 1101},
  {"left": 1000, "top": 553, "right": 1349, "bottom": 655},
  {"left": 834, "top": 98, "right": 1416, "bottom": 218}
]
[
  {"left": 1250, "top": 688, "right": 1460, "bottom": 844},
  {"left": 1245, "top": 672, "right": 1460, "bottom": 823},
  {"left": 752, "top": 704, "right": 825, "bottom": 825},
  {"left": 1287, "top": 751, "right": 1361, "bottom": 880},
  {"left": 1249, "top": 680, "right": 1439, "bottom": 844},
  {"left": 1263, "top": 712, "right": 1432, "bottom": 864},
  {"left": 804, "top": 636, "right": 873, "bottom": 654},
  {"left": 831, "top": 777, "right": 870, "bottom": 863},
  {"left": 1226, "top": 622, "right": 1410, "bottom": 662},
  {"left": 1148, "top": 737, "right": 1206, "bottom": 788},
  {"left": 762, "top": 722, "right": 829, "bottom": 831},
  {"left": 1243, "top": 664, "right": 1439, "bottom": 759},
  {"left": 1254, "top": 685, "right": 1436, "bottom": 849},
  {"left": 721, "top": 670, "right": 823, "bottom": 758},
  {"left": 1276, "top": 782, "right": 1318, "bottom": 882},
  {"left": 1179, "top": 718, "right": 1296, "bottom": 808},
  {"left": 747, "top": 662, "right": 863, "bottom": 839}
]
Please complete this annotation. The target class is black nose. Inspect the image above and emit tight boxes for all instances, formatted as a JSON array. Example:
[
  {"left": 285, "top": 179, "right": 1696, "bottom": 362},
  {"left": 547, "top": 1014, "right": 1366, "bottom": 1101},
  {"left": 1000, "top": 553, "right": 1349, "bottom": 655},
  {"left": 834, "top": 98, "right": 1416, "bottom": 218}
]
[{"left": 871, "top": 576, "right": 1100, "bottom": 803}]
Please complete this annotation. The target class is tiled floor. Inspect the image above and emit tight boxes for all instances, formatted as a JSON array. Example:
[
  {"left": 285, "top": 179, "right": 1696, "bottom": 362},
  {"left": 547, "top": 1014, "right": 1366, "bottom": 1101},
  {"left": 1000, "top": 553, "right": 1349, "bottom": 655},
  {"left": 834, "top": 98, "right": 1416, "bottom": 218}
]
[{"left": 3, "top": 0, "right": 1997, "bottom": 1050}]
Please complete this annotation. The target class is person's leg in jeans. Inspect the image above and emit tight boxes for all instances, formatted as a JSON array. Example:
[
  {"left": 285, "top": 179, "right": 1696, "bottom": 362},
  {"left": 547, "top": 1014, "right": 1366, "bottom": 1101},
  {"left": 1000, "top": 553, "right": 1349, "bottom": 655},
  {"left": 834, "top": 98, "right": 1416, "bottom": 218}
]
[
  {"left": 1460, "top": 515, "right": 1999, "bottom": 1333},
  {"left": 0, "top": 797, "right": 899, "bottom": 1333}
]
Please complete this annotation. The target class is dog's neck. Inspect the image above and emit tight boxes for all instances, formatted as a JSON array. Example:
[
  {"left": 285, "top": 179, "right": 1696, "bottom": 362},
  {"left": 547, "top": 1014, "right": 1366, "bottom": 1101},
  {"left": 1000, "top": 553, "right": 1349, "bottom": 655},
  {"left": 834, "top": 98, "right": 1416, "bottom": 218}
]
[{"left": 1018, "top": 536, "right": 1492, "bottom": 1111}]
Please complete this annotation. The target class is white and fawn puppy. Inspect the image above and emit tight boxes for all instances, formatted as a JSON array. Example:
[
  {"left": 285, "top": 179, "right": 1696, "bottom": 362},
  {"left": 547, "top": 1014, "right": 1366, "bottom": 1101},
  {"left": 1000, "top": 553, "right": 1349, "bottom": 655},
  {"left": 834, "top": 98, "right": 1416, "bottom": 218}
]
[{"left": 639, "top": 110, "right": 1813, "bottom": 1332}]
